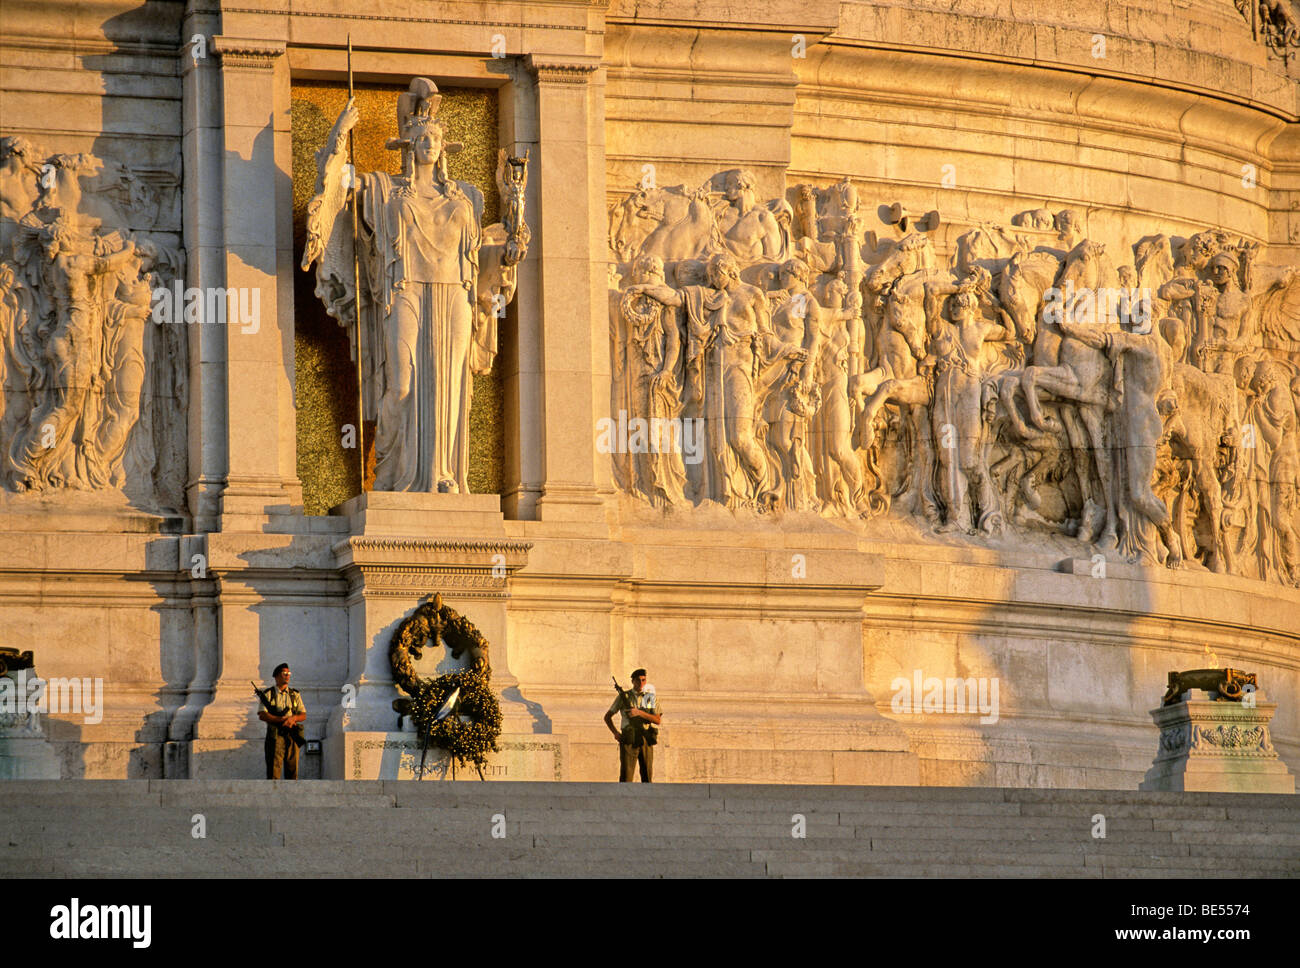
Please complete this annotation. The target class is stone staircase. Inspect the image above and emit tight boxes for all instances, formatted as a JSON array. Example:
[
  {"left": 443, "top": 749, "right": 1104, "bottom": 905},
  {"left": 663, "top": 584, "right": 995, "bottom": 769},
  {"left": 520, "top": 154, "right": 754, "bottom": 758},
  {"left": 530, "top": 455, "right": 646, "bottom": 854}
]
[{"left": 2, "top": 781, "right": 1297, "bottom": 877}]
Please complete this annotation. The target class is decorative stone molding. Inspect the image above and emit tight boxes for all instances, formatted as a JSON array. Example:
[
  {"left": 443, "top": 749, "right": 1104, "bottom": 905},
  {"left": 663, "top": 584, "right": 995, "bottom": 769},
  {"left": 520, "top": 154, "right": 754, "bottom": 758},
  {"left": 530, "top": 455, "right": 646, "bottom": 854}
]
[
  {"left": 211, "top": 36, "right": 285, "bottom": 71},
  {"left": 342, "top": 538, "right": 531, "bottom": 555},
  {"left": 344, "top": 567, "right": 507, "bottom": 600},
  {"left": 219, "top": 6, "right": 590, "bottom": 32},
  {"left": 525, "top": 53, "right": 601, "bottom": 84},
  {"left": 1141, "top": 696, "right": 1294, "bottom": 792},
  {"left": 333, "top": 534, "right": 532, "bottom": 600},
  {"left": 334, "top": 536, "right": 531, "bottom": 565},
  {"left": 608, "top": 167, "right": 1300, "bottom": 589}
]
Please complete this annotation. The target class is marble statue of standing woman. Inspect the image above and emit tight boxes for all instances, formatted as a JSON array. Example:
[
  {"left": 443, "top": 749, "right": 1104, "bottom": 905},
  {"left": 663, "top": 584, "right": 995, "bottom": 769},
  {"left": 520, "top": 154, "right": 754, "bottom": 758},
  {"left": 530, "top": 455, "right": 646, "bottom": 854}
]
[{"left": 302, "top": 78, "right": 529, "bottom": 494}]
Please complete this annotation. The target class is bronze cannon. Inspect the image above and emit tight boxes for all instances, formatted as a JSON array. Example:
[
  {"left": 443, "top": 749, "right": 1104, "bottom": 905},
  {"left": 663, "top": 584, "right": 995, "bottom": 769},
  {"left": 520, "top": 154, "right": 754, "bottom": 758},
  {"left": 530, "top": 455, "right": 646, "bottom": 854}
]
[
  {"left": 1161, "top": 668, "right": 1257, "bottom": 705},
  {"left": 0, "top": 647, "right": 34, "bottom": 677}
]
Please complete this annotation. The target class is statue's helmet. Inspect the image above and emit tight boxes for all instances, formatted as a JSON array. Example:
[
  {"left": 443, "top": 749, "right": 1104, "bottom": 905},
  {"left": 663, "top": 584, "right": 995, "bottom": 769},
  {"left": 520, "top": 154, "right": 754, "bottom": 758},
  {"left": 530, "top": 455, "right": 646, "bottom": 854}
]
[
  {"left": 397, "top": 78, "right": 442, "bottom": 136},
  {"left": 394, "top": 77, "right": 461, "bottom": 161},
  {"left": 1208, "top": 252, "right": 1238, "bottom": 281}
]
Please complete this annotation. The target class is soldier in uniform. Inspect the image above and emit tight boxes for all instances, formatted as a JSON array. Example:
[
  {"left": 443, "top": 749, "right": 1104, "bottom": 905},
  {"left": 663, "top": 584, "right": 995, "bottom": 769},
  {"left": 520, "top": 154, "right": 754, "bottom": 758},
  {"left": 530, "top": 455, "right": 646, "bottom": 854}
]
[
  {"left": 258, "top": 663, "right": 306, "bottom": 779},
  {"left": 603, "top": 668, "right": 663, "bottom": 782}
]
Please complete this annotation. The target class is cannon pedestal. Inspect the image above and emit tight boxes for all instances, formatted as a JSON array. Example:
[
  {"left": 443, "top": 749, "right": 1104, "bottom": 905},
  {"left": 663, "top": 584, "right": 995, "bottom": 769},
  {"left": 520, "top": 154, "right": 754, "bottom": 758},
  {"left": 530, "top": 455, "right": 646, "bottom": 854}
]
[{"left": 1140, "top": 696, "right": 1294, "bottom": 793}]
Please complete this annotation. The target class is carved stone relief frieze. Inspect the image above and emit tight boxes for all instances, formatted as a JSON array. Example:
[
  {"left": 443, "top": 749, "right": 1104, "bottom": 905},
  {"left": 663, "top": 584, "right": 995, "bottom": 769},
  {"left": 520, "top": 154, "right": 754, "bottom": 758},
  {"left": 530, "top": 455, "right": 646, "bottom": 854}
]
[
  {"left": 0, "top": 135, "right": 186, "bottom": 511},
  {"left": 1236, "top": 0, "right": 1300, "bottom": 61},
  {"left": 608, "top": 168, "right": 1300, "bottom": 589},
  {"left": 1191, "top": 723, "right": 1274, "bottom": 755}
]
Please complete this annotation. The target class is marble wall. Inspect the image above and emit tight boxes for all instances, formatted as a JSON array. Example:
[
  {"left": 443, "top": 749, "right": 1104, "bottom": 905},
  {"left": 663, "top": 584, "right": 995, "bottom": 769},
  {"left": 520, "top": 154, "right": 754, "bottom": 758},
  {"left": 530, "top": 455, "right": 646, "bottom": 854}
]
[{"left": 0, "top": 0, "right": 1296, "bottom": 786}]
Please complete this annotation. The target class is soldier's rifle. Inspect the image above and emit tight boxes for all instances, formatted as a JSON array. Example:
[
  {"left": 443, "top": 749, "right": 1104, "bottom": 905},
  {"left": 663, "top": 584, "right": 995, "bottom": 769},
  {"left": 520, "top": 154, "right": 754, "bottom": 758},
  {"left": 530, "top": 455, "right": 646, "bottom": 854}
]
[
  {"left": 611, "top": 676, "right": 657, "bottom": 746},
  {"left": 251, "top": 682, "right": 306, "bottom": 748}
]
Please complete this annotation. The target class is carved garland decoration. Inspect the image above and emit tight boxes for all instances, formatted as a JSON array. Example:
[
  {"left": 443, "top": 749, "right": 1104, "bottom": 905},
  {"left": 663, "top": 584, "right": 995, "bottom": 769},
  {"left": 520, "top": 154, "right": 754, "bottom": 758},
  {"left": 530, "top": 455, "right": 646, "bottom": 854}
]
[
  {"left": 1191, "top": 724, "right": 1273, "bottom": 755},
  {"left": 389, "top": 593, "right": 502, "bottom": 772},
  {"left": 1158, "top": 722, "right": 1277, "bottom": 759}
]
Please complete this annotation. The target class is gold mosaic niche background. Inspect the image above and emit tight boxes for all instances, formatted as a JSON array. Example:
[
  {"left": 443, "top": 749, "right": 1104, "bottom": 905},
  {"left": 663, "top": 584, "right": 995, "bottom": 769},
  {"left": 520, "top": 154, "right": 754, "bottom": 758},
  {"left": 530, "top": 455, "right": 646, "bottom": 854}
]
[{"left": 291, "top": 80, "right": 504, "bottom": 514}]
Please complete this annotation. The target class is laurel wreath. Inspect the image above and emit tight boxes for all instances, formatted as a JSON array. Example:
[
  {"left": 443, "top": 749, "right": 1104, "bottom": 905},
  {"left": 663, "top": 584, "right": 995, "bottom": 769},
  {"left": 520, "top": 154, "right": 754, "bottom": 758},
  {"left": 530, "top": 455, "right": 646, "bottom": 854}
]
[{"left": 389, "top": 594, "right": 502, "bottom": 771}]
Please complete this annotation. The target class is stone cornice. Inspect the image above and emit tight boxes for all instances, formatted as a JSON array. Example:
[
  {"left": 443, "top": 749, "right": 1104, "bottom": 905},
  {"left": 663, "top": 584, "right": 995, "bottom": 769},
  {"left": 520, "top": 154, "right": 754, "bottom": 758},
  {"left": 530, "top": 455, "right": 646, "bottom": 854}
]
[
  {"left": 797, "top": 43, "right": 1290, "bottom": 157},
  {"left": 332, "top": 536, "right": 533, "bottom": 573},
  {"left": 822, "top": 0, "right": 1298, "bottom": 123},
  {"left": 212, "top": 36, "right": 285, "bottom": 71},
  {"left": 341, "top": 565, "right": 513, "bottom": 600},
  {"left": 606, "top": 0, "right": 839, "bottom": 32},
  {"left": 526, "top": 53, "right": 602, "bottom": 84},
  {"left": 333, "top": 537, "right": 532, "bottom": 554},
  {"left": 0, "top": 0, "right": 184, "bottom": 51},
  {"left": 217, "top": 2, "right": 593, "bottom": 33}
]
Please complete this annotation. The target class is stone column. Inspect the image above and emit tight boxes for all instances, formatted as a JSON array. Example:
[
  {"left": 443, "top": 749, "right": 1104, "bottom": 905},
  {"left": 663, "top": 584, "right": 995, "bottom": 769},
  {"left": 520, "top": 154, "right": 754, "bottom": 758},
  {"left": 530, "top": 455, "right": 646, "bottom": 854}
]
[
  {"left": 514, "top": 54, "right": 607, "bottom": 527},
  {"left": 210, "top": 36, "right": 303, "bottom": 532},
  {"left": 170, "top": 5, "right": 228, "bottom": 774},
  {"left": 164, "top": 534, "right": 216, "bottom": 777},
  {"left": 180, "top": 5, "right": 227, "bottom": 533},
  {"left": 1267, "top": 124, "right": 1300, "bottom": 265},
  {"left": 181, "top": 37, "right": 305, "bottom": 777}
]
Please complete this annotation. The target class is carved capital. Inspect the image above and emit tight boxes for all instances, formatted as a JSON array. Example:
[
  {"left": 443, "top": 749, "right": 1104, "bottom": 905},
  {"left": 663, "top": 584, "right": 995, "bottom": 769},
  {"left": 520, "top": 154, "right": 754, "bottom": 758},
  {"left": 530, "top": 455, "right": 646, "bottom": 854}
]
[
  {"left": 525, "top": 53, "right": 601, "bottom": 85},
  {"left": 212, "top": 37, "right": 285, "bottom": 71}
]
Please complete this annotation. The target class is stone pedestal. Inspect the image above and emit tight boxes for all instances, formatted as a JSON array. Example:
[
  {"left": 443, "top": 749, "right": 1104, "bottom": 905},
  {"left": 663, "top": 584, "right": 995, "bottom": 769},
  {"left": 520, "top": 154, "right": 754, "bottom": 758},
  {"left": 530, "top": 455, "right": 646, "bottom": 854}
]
[
  {"left": 333, "top": 491, "right": 511, "bottom": 539},
  {"left": 322, "top": 492, "right": 558, "bottom": 778},
  {"left": 0, "top": 712, "right": 61, "bottom": 779},
  {"left": 334, "top": 731, "right": 568, "bottom": 781},
  {"left": 1140, "top": 697, "right": 1295, "bottom": 794}
]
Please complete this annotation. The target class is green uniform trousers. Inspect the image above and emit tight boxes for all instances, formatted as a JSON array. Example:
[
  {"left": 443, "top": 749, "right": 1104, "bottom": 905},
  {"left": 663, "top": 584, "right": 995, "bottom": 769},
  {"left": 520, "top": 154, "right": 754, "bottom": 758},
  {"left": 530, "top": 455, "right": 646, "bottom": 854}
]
[
  {"left": 619, "top": 740, "right": 653, "bottom": 782},
  {"left": 265, "top": 729, "right": 299, "bottom": 779}
]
